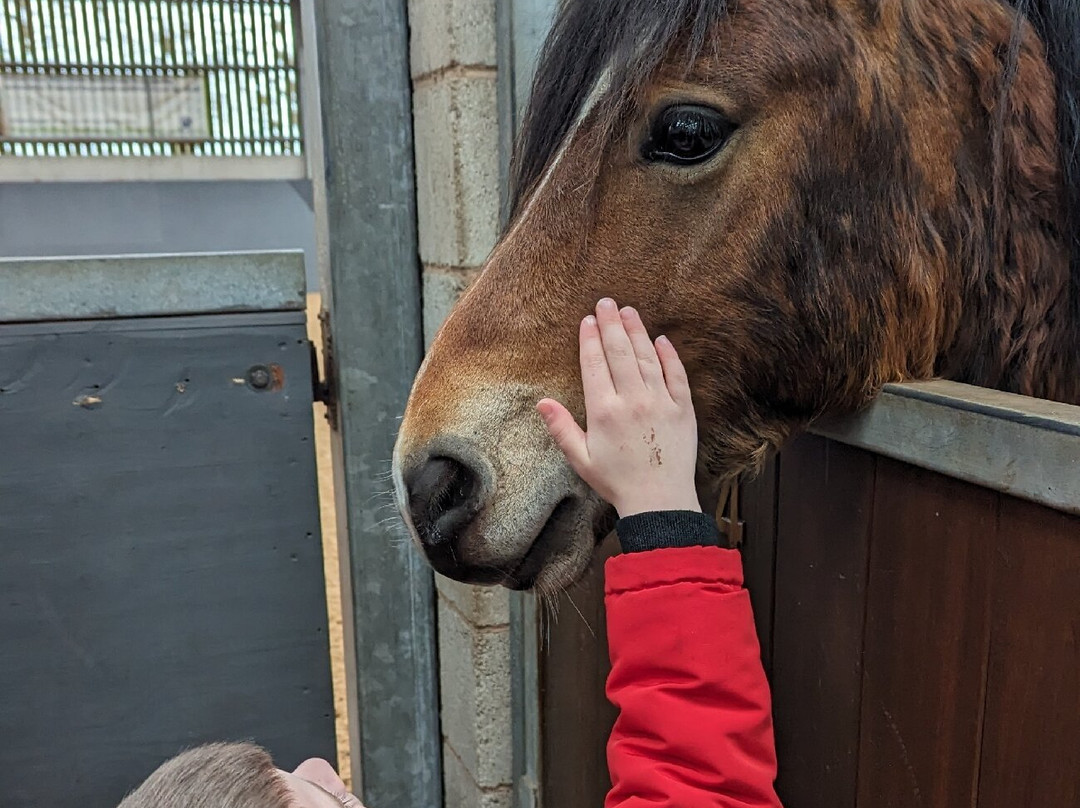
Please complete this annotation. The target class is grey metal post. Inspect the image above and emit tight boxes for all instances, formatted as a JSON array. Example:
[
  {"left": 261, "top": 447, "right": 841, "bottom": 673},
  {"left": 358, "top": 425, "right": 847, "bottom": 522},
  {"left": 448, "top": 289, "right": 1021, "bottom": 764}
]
[
  {"left": 311, "top": 2, "right": 441, "bottom": 807},
  {"left": 497, "top": 2, "right": 558, "bottom": 807}
]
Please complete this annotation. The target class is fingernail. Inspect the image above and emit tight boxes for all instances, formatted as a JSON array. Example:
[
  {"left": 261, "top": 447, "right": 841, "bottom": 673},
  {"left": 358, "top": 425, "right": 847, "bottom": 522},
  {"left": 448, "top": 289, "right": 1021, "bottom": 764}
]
[
  {"left": 620, "top": 306, "right": 637, "bottom": 318},
  {"left": 583, "top": 315, "right": 597, "bottom": 327},
  {"left": 657, "top": 334, "right": 671, "bottom": 346},
  {"left": 598, "top": 298, "right": 616, "bottom": 310}
]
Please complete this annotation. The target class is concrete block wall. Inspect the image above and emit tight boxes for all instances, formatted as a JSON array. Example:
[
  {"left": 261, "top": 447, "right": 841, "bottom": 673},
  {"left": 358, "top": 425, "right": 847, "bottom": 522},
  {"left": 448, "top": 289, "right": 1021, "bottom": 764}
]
[{"left": 407, "top": 0, "right": 512, "bottom": 805}]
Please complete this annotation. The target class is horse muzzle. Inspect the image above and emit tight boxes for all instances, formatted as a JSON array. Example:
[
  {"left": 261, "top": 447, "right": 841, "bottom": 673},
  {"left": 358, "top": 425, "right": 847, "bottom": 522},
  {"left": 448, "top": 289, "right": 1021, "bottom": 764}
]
[{"left": 393, "top": 431, "right": 597, "bottom": 590}]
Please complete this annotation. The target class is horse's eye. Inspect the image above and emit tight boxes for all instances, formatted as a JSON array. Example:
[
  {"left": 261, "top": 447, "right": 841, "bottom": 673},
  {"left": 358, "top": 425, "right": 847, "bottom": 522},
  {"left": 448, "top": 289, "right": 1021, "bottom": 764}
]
[{"left": 642, "top": 105, "right": 734, "bottom": 166}]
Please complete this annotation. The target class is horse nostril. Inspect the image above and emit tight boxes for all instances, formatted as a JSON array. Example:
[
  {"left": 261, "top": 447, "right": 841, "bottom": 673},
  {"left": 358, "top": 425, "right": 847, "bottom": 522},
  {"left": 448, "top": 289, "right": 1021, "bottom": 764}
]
[{"left": 405, "top": 455, "right": 480, "bottom": 553}]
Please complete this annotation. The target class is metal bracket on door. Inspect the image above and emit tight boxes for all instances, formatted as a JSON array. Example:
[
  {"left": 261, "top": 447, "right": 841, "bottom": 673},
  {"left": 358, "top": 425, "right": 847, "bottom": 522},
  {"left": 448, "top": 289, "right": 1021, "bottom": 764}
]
[{"left": 311, "top": 308, "right": 339, "bottom": 430}]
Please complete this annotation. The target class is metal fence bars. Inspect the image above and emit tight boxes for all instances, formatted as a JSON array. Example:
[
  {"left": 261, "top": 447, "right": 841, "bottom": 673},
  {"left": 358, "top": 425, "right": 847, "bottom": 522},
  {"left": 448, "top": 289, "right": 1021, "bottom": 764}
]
[{"left": 0, "top": 0, "right": 302, "bottom": 157}]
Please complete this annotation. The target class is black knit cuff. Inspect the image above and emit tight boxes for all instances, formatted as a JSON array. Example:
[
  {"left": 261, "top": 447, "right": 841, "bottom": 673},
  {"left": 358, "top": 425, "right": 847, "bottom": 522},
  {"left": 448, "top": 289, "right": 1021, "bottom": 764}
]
[{"left": 615, "top": 510, "right": 722, "bottom": 554}]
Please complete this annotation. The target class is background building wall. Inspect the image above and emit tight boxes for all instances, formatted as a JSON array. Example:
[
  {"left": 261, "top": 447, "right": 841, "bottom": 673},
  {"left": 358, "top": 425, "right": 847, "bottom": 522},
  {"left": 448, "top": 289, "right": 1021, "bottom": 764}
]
[
  {"left": 407, "top": 0, "right": 513, "bottom": 805},
  {"left": 0, "top": 180, "right": 320, "bottom": 289}
]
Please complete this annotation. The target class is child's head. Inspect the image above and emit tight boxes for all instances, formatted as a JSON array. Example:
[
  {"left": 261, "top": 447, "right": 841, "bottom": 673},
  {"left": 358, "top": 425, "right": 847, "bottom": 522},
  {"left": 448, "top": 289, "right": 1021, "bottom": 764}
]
[{"left": 117, "top": 742, "right": 360, "bottom": 808}]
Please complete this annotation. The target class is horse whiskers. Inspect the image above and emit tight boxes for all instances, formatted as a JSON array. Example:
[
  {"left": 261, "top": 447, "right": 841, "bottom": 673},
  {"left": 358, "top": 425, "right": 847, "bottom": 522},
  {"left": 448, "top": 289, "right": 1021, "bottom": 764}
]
[
  {"left": 534, "top": 579, "right": 580, "bottom": 650},
  {"left": 364, "top": 490, "right": 400, "bottom": 509},
  {"left": 545, "top": 590, "right": 561, "bottom": 626},
  {"left": 539, "top": 594, "right": 556, "bottom": 649},
  {"left": 563, "top": 590, "right": 596, "bottom": 639}
]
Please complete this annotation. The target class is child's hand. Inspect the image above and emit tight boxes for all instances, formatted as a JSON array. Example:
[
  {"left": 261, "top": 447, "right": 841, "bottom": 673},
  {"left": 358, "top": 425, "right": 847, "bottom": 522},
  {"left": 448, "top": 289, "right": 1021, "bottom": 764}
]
[{"left": 537, "top": 298, "right": 701, "bottom": 518}]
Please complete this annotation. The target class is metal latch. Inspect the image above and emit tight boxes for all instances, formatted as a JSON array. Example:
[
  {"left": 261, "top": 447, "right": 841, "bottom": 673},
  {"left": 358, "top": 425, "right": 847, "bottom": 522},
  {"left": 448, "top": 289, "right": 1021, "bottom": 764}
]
[{"left": 311, "top": 308, "right": 338, "bottom": 430}]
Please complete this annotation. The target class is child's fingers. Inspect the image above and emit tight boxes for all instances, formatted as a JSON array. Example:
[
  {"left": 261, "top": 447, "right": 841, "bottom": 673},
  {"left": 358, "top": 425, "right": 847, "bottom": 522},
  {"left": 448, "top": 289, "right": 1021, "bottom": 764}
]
[
  {"left": 579, "top": 315, "right": 615, "bottom": 403},
  {"left": 595, "top": 298, "right": 643, "bottom": 392},
  {"left": 537, "top": 398, "right": 590, "bottom": 473},
  {"left": 619, "top": 306, "right": 664, "bottom": 389},
  {"left": 655, "top": 335, "right": 691, "bottom": 404}
]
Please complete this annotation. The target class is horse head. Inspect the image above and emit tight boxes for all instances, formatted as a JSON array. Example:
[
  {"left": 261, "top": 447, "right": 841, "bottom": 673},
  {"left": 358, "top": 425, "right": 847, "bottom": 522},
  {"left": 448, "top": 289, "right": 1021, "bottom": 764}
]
[{"left": 394, "top": 0, "right": 1079, "bottom": 590}]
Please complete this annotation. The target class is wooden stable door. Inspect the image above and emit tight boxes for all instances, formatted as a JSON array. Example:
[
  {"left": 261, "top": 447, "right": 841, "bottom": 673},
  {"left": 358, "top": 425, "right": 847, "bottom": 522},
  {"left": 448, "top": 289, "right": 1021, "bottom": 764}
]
[
  {"left": 767, "top": 436, "right": 1080, "bottom": 808},
  {"left": 539, "top": 434, "right": 1080, "bottom": 808}
]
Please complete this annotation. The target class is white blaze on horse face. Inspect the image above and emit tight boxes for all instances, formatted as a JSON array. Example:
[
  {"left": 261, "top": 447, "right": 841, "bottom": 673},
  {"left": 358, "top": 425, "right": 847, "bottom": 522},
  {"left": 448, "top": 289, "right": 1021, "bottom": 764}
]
[
  {"left": 411, "top": 64, "right": 616, "bottom": 367},
  {"left": 501, "top": 64, "right": 614, "bottom": 245},
  {"left": 394, "top": 65, "right": 614, "bottom": 499},
  {"left": 392, "top": 67, "right": 616, "bottom": 584}
]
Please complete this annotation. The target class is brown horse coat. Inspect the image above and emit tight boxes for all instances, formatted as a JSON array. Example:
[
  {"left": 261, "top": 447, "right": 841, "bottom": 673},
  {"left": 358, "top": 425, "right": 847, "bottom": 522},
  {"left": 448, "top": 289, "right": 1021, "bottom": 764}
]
[{"left": 394, "top": 0, "right": 1080, "bottom": 590}]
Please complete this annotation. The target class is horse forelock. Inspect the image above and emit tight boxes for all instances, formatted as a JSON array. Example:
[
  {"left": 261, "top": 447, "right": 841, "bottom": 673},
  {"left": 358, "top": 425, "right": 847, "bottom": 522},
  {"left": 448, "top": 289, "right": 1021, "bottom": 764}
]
[
  {"left": 509, "top": 0, "right": 730, "bottom": 219},
  {"left": 515, "top": 0, "right": 1077, "bottom": 264},
  {"left": 508, "top": 0, "right": 1079, "bottom": 399}
]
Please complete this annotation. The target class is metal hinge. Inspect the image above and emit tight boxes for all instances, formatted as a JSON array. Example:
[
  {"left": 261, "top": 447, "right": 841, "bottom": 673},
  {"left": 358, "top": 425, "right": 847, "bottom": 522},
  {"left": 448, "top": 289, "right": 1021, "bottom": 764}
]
[{"left": 311, "top": 307, "right": 339, "bottom": 430}]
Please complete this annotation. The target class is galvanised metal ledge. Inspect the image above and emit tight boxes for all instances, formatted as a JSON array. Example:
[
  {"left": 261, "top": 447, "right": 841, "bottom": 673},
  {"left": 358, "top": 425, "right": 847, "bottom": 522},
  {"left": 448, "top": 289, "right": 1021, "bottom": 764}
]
[
  {"left": 0, "top": 155, "right": 308, "bottom": 183},
  {"left": 0, "top": 250, "right": 307, "bottom": 323},
  {"left": 810, "top": 380, "right": 1080, "bottom": 516}
]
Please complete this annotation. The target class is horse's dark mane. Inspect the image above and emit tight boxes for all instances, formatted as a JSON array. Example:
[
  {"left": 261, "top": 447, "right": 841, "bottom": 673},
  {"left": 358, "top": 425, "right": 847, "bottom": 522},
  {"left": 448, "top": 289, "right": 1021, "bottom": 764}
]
[
  {"left": 512, "top": 0, "right": 1080, "bottom": 327},
  {"left": 1010, "top": 0, "right": 1080, "bottom": 330}
]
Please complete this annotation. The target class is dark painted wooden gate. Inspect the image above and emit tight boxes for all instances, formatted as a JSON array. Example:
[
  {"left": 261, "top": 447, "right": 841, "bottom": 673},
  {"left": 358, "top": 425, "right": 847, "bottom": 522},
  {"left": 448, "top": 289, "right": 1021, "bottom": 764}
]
[
  {"left": 0, "top": 253, "right": 335, "bottom": 807},
  {"left": 538, "top": 381, "right": 1080, "bottom": 808}
]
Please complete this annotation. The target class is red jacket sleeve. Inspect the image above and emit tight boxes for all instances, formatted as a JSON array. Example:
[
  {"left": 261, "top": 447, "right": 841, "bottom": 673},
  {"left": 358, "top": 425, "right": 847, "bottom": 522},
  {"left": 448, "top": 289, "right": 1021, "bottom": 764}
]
[{"left": 604, "top": 545, "right": 782, "bottom": 808}]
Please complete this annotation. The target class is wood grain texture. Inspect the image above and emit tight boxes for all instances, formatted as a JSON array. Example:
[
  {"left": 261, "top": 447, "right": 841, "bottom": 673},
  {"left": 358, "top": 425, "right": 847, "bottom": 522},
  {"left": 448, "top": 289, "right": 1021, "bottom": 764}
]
[
  {"left": 540, "top": 533, "right": 620, "bottom": 808},
  {"left": 530, "top": 432, "right": 1080, "bottom": 808},
  {"left": 856, "top": 460, "right": 995, "bottom": 808},
  {"left": 772, "top": 435, "right": 876, "bottom": 808},
  {"left": 308, "top": 293, "right": 352, "bottom": 789},
  {"left": 977, "top": 499, "right": 1080, "bottom": 808}
]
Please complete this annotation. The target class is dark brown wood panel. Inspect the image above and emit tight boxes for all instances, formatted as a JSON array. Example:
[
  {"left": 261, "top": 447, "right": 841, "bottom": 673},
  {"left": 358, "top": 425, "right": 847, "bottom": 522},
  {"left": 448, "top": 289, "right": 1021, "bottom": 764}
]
[
  {"left": 536, "top": 430, "right": 1080, "bottom": 808},
  {"left": 856, "top": 460, "right": 996, "bottom": 808},
  {"left": 977, "top": 499, "right": 1080, "bottom": 808},
  {"left": 772, "top": 436, "right": 877, "bottom": 808},
  {"left": 541, "top": 534, "right": 621, "bottom": 808}
]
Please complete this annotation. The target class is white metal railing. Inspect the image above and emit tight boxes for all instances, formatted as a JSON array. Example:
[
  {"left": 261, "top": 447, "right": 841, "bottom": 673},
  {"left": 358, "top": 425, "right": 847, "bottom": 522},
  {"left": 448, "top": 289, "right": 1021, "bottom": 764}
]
[{"left": 0, "top": 0, "right": 303, "bottom": 162}]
